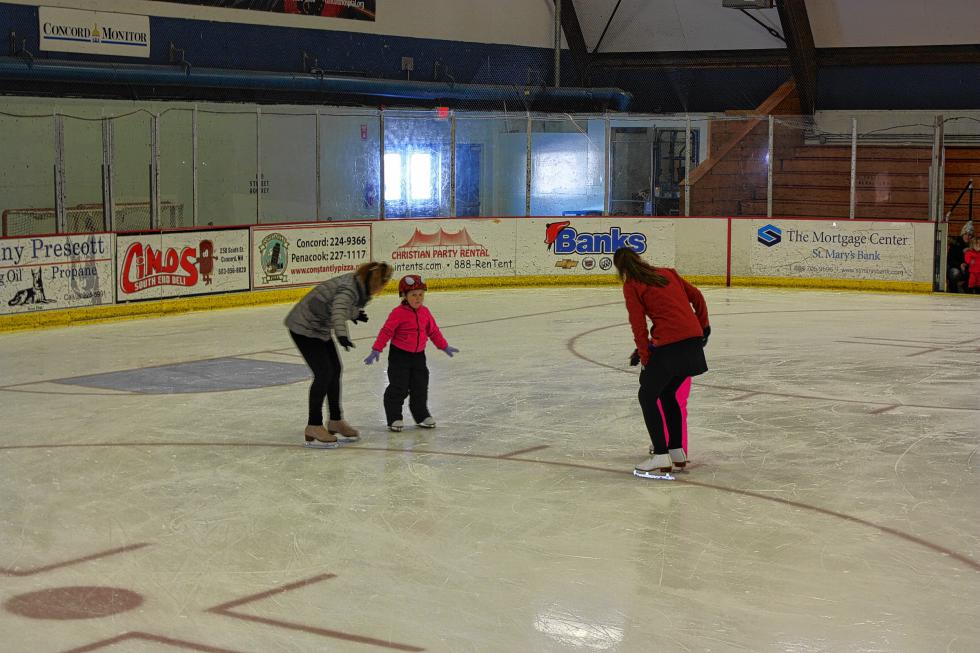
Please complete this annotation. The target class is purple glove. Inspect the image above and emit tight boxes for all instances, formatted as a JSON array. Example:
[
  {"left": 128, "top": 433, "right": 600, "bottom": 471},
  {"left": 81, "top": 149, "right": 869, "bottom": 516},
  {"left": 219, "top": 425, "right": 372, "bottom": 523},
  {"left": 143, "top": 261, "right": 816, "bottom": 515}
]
[
  {"left": 443, "top": 345, "right": 459, "bottom": 358},
  {"left": 364, "top": 350, "right": 380, "bottom": 365}
]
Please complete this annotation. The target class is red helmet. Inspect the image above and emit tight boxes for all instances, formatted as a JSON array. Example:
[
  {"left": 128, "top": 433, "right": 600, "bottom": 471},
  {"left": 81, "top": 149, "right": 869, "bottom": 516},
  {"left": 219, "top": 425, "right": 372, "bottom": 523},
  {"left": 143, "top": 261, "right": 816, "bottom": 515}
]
[{"left": 398, "top": 274, "right": 427, "bottom": 296}]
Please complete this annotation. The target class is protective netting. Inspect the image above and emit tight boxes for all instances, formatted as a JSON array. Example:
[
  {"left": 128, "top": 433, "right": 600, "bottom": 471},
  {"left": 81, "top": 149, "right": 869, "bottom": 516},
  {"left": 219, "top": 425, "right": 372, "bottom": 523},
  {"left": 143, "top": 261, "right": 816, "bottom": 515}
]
[{"left": 1, "top": 201, "right": 184, "bottom": 237}]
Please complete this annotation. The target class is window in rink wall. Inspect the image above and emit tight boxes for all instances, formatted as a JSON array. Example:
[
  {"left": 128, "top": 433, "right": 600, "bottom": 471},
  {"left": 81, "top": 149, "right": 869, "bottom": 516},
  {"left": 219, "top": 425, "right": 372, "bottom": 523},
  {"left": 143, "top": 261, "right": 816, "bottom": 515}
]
[
  {"left": 530, "top": 117, "right": 606, "bottom": 217},
  {"left": 383, "top": 113, "right": 451, "bottom": 219},
  {"left": 384, "top": 151, "right": 437, "bottom": 202}
]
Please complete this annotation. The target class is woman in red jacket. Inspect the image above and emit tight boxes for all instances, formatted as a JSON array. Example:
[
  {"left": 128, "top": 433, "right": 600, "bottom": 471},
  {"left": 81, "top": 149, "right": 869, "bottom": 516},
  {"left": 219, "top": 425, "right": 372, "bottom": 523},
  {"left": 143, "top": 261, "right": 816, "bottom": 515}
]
[
  {"left": 364, "top": 275, "right": 459, "bottom": 431},
  {"left": 613, "top": 247, "right": 710, "bottom": 477}
]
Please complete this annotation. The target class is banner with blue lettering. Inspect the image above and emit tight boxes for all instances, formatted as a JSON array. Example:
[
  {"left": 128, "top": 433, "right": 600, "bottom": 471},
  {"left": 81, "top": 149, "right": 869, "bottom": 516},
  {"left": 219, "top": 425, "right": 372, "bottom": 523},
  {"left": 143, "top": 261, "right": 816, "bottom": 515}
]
[
  {"left": 749, "top": 220, "right": 915, "bottom": 281},
  {"left": 39, "top": 7, "right": 150, "bottom": 58},
  {"left": 150, "top": 1, "right": 376, "bottom": 21},
  {"left": 516, "top": 218, "right": 675, "bottom": 276},
  {"left": 0, "top": 234, "right": 115, "bottom": 315}
]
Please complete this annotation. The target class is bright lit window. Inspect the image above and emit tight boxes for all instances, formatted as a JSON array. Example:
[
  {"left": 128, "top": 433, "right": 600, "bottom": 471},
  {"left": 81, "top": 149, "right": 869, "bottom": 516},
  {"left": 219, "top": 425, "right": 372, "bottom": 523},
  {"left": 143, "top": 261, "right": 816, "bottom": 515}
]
[
  {"left": 385, "top": 150, "right": 437, "bottom": 204},
  {"left": 384, "top": 152, "right": 402, "bottom": 201},
  {"left": 534, "top": 151, "right": 583, "bottom": 194},
  {"left": 409, "top": 153, "right": 433, "bottom": 200}
]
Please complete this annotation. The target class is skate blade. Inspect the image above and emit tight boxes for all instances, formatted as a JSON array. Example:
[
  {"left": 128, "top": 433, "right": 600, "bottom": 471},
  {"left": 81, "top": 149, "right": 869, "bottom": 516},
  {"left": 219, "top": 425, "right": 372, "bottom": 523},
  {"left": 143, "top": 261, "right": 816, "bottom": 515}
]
[
  {"left": 633, "top": 469, "right": 675, "bottom": 481},
  {"left": 304, "top": 441, "right": 340, "bottom": 449},
  {"left": 335, "top": 435, "right": 360, "bottom": 443}
]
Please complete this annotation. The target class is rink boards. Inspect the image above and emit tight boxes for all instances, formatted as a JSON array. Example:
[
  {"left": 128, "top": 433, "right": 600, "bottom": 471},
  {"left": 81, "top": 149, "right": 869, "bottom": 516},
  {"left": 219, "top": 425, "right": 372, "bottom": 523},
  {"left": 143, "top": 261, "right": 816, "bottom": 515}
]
[{"left": 0, "top": 216, "right": 937, "bottom": 330}]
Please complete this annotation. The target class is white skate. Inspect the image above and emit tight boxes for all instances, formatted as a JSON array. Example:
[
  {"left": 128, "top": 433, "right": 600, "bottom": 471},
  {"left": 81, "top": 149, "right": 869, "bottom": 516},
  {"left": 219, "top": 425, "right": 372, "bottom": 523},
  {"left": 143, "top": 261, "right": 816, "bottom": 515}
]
[
  {"left": 633, "top": 453, "right": 675, "bottom": 480},
  {"left": 668, "top": 448, "right": 688, "bottom": 471}
]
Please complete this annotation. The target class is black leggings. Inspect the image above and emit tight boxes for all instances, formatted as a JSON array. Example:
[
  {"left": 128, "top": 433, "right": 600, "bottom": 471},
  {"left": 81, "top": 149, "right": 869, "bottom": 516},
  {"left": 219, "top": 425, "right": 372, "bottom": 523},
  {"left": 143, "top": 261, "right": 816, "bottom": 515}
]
[
  {"left": 383, "top": 346, "right": 430, "bottom": 425},
  {"left": 290, "top": 331, "right": 343, "bottom": 425},
  {"left": 638, "top": 368, "right": 686, "bottom": 455}
]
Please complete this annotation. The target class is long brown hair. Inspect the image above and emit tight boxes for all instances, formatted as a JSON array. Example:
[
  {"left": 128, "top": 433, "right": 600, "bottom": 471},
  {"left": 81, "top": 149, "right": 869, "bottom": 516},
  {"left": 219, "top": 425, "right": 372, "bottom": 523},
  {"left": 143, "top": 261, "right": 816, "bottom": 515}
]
[
  {"left": 613, "top": 247, "right": 669, "bottom": 287},
  {"left": 355, "top": 261, "right": 393, "bottom": 290}
]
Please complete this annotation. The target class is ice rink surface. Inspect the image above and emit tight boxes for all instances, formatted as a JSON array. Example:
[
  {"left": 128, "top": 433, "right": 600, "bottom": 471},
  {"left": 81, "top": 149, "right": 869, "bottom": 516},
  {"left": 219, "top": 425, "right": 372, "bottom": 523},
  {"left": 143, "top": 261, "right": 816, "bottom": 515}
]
[{"left": 1, "top": 285, "right": 978, "bottom": 652}]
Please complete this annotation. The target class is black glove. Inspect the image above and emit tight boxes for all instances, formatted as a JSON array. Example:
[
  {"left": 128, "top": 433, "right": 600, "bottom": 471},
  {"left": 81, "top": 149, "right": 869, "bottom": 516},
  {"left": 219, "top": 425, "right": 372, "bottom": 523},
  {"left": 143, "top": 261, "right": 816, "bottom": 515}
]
[
  {"left": 337, "top": 335, "right": 355, "bottom": 351},
  {"left": 629, "top": 349, "right": 640, "bottom": 367},
  {"left": 353, "top": 310, "right": 369, "bottom": 324},
  {"left": 701, "top": 325, "right": 711, "bottom": 347}
]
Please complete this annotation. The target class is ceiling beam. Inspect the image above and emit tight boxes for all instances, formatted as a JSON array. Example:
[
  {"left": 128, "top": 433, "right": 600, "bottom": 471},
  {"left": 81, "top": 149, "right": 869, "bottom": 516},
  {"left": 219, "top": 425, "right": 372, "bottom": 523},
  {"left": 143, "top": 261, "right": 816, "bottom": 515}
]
[
  {"left": 592, "top": 45, "right": 980, "bottom": 70},
  {"left": 775, "top": 0, "right": 817, "bottom": 114},
  {"left": 556, "top": 0, "right": 591, "bottom": 84},
  {"left": 593, "top": 49, "right": 790, "bottom": 69},
  {"left": 818, "top": 44, "right": 980, "bottom": 66}
]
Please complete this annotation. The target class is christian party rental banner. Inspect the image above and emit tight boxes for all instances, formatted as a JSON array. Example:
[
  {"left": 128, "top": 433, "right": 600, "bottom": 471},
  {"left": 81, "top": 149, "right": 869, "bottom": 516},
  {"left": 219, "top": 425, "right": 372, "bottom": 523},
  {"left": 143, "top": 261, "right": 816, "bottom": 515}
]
[{"left": 373, "top": 218, "right": 518, "bottom": 279}]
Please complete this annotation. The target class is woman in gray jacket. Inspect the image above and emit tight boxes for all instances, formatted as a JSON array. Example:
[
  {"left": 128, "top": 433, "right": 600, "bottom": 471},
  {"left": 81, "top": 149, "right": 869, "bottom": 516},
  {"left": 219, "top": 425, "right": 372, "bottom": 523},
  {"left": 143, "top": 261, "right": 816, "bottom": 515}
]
[{"left": 285, "top": 261, "right": 393, "bottom": 447}]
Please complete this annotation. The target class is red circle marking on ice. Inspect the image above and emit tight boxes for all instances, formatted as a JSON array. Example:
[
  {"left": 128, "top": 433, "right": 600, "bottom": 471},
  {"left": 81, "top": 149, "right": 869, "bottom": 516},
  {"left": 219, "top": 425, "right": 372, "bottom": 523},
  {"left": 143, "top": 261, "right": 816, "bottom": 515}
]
[{"left": 4, "top": 586, "right": 143, "bottom": 620}]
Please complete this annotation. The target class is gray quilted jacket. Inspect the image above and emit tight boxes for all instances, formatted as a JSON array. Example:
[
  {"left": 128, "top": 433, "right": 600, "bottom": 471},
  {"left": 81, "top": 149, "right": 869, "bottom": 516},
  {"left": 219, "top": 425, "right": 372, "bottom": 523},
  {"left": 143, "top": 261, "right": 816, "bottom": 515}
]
[{"left": 284, "top": 272, "right": 368, "bottom": 342}]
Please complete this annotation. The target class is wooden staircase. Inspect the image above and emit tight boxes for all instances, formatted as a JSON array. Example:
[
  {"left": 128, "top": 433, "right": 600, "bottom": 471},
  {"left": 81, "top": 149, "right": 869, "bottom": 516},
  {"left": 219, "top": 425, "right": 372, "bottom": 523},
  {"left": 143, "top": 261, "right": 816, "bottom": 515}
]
[{"left": 683, "top": 80, "right": 980, "bottom": 232}]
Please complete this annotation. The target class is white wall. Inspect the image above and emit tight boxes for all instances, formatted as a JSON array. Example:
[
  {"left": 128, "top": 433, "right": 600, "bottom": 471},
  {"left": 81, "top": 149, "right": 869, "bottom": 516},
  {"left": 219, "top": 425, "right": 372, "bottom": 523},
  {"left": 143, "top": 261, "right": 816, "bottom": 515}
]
[
  {"left": 577, "top": 0, "right": 784, "bottom": 53},
  {"left": 3, "top": 0, "right": 563, "bottom": 48},
  {"left": 806, "top": 0, "right": 980, "bottom": 48}
]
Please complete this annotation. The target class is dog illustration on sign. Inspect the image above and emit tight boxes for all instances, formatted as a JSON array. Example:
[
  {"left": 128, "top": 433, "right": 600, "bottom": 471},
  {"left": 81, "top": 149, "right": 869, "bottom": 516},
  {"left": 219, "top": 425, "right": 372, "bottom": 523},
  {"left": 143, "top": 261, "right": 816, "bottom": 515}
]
[{"left": 8, "top": 269, "right": 55, "bottom": 306}]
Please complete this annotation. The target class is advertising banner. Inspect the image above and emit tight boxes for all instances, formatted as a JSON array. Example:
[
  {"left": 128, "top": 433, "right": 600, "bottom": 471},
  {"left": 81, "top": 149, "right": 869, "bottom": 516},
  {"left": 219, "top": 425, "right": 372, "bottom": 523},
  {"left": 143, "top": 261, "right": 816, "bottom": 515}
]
[
  {"left": 0, "top": 233, "right": 115, "bottom": 315},
  {"left": 116, "top": 229, "right": 250, "bottom": 302},
  {"left": 252, "top": 223, "right": 372, "bottom": 289},
  {"left": 39, "top": 7, "right": 150, "bottom": 58},
  {"left": 515, "top": 218, "right": 676, "bottom": 277},
  {"left": 750, "top": 220, "right": 915, "bottom": 281},
  {"left": 374, "top": 219, "right": 517, "bottom": 279},
  {"left": 150, "top": 1, "right": 375, "bottom": 21}
]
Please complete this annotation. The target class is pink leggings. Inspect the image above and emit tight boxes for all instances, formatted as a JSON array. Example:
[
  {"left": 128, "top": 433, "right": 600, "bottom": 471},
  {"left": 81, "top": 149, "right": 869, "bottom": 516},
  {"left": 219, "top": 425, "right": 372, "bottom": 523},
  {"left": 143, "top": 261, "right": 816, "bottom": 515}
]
[{"left": 657, "top": 377, "right": 691, "bottom": 453}]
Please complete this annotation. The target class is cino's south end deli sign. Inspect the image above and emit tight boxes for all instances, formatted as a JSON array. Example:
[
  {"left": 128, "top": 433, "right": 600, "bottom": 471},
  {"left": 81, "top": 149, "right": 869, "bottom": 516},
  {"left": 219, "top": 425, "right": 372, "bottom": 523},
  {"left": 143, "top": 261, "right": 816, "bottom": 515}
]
[{"left": 39, "top": 7, "right": 150, "bottom": 58}]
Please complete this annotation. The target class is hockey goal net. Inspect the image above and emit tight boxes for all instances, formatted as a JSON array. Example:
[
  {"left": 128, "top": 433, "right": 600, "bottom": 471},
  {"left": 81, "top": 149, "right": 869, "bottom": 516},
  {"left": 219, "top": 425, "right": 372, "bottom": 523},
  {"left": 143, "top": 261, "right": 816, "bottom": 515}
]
[{"left": 1, "top": 201, "right": 185, "bottom": 237}]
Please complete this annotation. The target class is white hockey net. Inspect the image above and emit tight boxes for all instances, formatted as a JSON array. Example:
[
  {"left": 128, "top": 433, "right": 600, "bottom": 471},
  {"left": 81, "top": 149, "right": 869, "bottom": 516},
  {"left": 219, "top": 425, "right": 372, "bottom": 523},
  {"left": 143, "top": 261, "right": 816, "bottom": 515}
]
[{"left": 1, "top": 201, "right": 185, "bottom": 237}]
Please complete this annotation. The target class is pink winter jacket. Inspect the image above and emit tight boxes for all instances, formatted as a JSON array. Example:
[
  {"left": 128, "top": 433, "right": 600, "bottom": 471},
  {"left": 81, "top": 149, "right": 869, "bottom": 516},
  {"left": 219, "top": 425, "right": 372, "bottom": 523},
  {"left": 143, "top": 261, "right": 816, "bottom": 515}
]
[{"left": 371, "top": 303, "right": 449, "bottom": 353}]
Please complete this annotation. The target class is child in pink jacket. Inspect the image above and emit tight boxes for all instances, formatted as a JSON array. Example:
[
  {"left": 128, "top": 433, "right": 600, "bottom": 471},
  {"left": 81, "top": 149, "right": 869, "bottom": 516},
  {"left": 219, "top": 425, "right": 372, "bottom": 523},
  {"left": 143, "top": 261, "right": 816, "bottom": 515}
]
[{"left": 364, "top": 275, "right": 459, "bottom": 431}]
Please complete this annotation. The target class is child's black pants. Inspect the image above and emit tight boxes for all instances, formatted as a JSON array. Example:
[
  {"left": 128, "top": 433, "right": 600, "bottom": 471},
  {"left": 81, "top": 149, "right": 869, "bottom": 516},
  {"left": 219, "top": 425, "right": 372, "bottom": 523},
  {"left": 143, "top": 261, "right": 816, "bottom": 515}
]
[{"left": 384, "top": 345, "right": 431, "bottom": 425}]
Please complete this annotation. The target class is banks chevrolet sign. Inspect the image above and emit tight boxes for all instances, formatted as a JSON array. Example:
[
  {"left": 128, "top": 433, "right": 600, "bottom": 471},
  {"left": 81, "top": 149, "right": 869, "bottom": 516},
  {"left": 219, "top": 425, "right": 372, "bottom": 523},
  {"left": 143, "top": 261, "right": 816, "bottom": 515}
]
[{"left": 39, "top": 7, "right": 150, "bottom": 58}]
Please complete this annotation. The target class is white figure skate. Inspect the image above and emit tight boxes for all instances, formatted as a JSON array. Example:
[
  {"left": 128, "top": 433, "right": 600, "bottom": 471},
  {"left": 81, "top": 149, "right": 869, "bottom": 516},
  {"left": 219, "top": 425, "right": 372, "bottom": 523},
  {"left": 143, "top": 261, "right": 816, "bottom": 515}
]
[{"left": 633, "top": 453, "right": 675, "bottom": 480}]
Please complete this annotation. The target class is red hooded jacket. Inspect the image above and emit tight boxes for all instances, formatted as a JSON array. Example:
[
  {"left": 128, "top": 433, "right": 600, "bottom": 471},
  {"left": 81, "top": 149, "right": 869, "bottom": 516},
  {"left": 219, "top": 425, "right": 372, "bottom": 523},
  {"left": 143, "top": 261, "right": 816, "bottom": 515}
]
[
  {"left": 623, "top": 269, "right": 709, "bottom": 366},
  {"left": 372, "top": 302, "right": 449, "bottom": 354}
]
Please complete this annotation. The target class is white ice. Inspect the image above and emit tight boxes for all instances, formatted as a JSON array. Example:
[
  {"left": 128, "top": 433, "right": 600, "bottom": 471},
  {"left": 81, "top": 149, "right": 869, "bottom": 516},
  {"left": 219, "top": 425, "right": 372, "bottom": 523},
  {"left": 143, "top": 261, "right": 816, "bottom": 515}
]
[{"left": 0, "top": 285, "right": 978, "bottom": 652}]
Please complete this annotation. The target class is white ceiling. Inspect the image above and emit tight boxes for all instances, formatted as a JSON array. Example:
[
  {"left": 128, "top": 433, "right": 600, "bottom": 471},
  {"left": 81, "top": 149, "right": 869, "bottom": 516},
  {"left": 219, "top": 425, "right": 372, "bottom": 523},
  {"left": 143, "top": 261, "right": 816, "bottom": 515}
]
[{"left": 573, "top": 0, "right": 980, "bottom": 52}]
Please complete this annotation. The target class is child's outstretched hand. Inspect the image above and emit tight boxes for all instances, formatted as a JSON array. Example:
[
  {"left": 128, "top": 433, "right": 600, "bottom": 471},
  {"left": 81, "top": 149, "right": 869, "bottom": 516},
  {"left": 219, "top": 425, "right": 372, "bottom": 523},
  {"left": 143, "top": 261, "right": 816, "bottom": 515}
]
[
  {"left": 443, "top": 345, "right": 459, "bottom": 358},
  {"left": 364, "top": 350, "right": 380, "bottom": 365}
]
